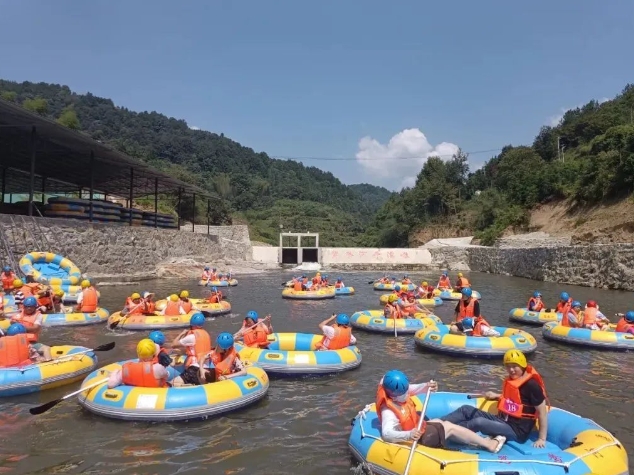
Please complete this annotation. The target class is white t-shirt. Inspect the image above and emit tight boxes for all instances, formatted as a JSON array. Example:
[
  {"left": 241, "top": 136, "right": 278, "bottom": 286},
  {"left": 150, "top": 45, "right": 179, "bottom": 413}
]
[
  {"left": 321, "top": 325, "right": 356, "bottom": 348},
  {"left": 13, "top": 311, "right": 43, "bottom": 327},
  {"left": 379, "top": 382, "right": 429, "bottom": 443},
  {"left": 179, "top": 334, "right": 201, "bottom": 366},
  {"left": 107, "top": 363, "right": 169, "bottom": 389},
  {"left": 76, "top": 292, "right": 83, "bottom": 305}
]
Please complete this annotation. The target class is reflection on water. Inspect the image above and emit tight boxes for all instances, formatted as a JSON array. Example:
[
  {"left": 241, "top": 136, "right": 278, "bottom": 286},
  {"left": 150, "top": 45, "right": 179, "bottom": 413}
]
[{"left": 0, "top": 271, "right": 632, "bottom": 473}]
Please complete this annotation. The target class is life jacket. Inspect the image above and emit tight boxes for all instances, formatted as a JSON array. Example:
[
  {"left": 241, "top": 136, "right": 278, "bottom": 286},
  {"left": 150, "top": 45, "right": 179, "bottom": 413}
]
[
  {"left": 19, "top": 285, "right": 33, "bottom": 298},
  {"left": 11, "top": 309, "right": 41, "bottom": 342},
  {"left": 472, "top": 316, "right": 492, "bottom": 337},
  {"left": 456, "top": 277, "right": 471, "bottom": 288},
  {"left": 79, "top": 287, "right": 98, "bottom": 312},
  {"left": 1, "top": 271, "right": 15, "bottom": 290},
  {"left": 0, "top": 334, "right": 31, "bottom": 367},
  {"left": 559, "top": 300, "right": 576, "bottom": 327},
  {"left": 210, "top": 347, "right": 239, "bottom": 379},
  {"left": 210, "top": 272, "right": 218, "bottom": 280},
  {"left": 184, "top": 328, "right": 212, "bottom": 367},
  {"left": 152, "top": 347, "right": 169, "bottom": 364},
  {"left": 384, "top": 303, "right": 401, "bottom": 319},
  {"left": 121, "top": 361, "right": 167, "bottom": 388},
  {"left": 144, "top": 300, "right": 156, "bottom": 313},
  {"left": 37, "top": 294, "right": 52, "bottom": 311},
  {"left": 527, "top": 297, "right": 544, "bottom": 312},
  {"left": 24, "top": 283, "right": 41, "bottom": 296},
  {"left": 438, "top": 276, "right": 451, "bottom": 289},
  {"left": 335, "top": 282, "right": 344, "bottom": 289},
  {"left": 293, "top": 280, "right": 302, "bottom": 291},
  {"left": 201, "top": 271, "right": 211, "bottom": 280},
  {"left": 317, "top": 325, "right": 352, "bottom": 350},
  {"left": 497, "top": 365, "right": 548, "bottom": 420},
  {"left": 125, "top": 299, "right": 145, "bottom": 316},
  {"left": 375, "top": 385, "right": 422, "bottom": 432},
  {"left": 582, "top": 307, "right": 599, "bottom": 327},
  {"left": 556, "top": 298, "right": 572, "bottom": 315},
  {"left": 402, "top": 279, "right": 411, "bottom": 284},
  {"left": 163, "top": 300, "right": 182, "bottom": 316},
  {"left": 616, "top": 317, "right": 634, "bottom": 334},
  {"left": 312, "top": 277, "right": 320, "bottom": 285},
  {"left": 243, "top": 326, "right": 270, "bottom": 348},
  {"left": 457, "top": 299, "right": 476, "bottom": 322},
  {"left": 180, "top": 299, "right": 193, "bottom": 313}
]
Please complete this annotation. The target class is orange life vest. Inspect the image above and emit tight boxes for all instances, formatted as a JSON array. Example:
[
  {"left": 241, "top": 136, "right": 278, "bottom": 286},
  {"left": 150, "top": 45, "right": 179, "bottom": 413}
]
[
  {"left": 559, "top": 300, "right": 576, "bottom": 327},
  {"left": 556, "top": 298, "right": 572, "bottom": 316},
  {"left": 497, "top": 366, "right": 548, "bottom": 420},
  {"left": 201, "top": 271, "right": 211, "bottom": 280},
  {"left": 335, "top": 282, "right": 344, "bottom": 289},
  {"left": 438, "top": 276, "right": 451, "bottom": 289},
  {"left": 616, "top": 317, "right": 634, "bottom": 333},
  {"left": 457, "top": 299, "right": 476, "bottom": 322},
  {"left": 19, "top": 286, "right": 33, "bottom": 298},
  {"left": 243, "top": 326, "right": 270, "bottom": 348},
  {"left": 208, "top": 293, "right": 221, "bottom": 303},
  {"left": 163, "top": 300, "right": 182, "bottom": 316},
  {"left": 1, "top": 272, "right": 15, "bottom": 290},
  {"left": 11, "top": 310, "right": 41, "bottom": 342},
  {"left": 472, "top": 316, "right": 492, "bottom": 337},
  {"left": 527, "top": 297, "right": 544, "bottom": 312},
  {"left": 144, "top": 301, "right": 156, "bottom": 313},
  {"left": 121, "top": 361, "right": 167, "bottom": 387},
  {"left": 384, "top": 303, "right": 401, "bottom": 319},
  {"left": 456, "top": 277, "right": 471, "bottom": 288},
  {"left": 180, "top": 300, "right": 193, "bottom": 313},
  {"left": 0, "top": 334, "right": 31, "bottom": 367},
  {"left": 79, "top": 287, "right": 98, "bottom": 312},
  {"left": 317, "top": 325, "right": 352, "bottom": 350},
  {"left": 185, "top": 328, "right": 212, "bottom": 367},
  {"left": 582, "top": 307, "right": 599, "bottom": 327},
  {"left": 402, "top": 279, "right": 411, "bottom": 284},
  {"left": 210, "top": 347, "right": 239, "bottom": 379},
  {"left": 37, "top": 294, "right": 52, "bottom": 310},
  {"left": 125, "top": 298, "right": 145, "bottom": 316},
  {"left": 375, "top": 385, "right": 421, "bottom": 432}
]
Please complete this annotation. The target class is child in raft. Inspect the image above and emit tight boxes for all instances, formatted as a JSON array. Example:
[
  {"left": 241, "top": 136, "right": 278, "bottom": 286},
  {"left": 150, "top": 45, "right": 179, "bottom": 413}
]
[{"left": 235, "top": 311, "right": 273, "bottom": 349}]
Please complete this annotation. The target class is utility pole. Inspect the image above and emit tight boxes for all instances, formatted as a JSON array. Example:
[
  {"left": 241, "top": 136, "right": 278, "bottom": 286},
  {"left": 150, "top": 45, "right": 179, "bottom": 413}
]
[{"left": 557, "top": 136, "right": 561, "bottom": 162}]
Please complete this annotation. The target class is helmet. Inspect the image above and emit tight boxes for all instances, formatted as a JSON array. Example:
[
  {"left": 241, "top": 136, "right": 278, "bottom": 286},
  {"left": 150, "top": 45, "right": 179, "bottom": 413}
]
[
  {"left": 212, "top": 268, "right": 217, "bottom": 271},
  {"left": 55, "top": 289, "right": 64, "bottom": 297},
  {"left": 586, "top": 300, "right": 597, "bottom": 308},
  {"left": 142, "top": 291, "right": 153, "bottom": 299},
  {"left": 422, "top": 281, "right": 428, "bottom": 287},
  {"left": 382, "top": 370, "right": 409, "bottom": 397},
  {"left": 3, "top": 266, "right": 10, "bottom": 272},
  {"left": 131, "top": 292, "right": 141, "bottom": 300},
  {"left": 12, "top": 279, "right": 23, "bottom": 288},
  {"left": 190, "top": 312, "right": 205, "bottom": 327},
  {"left": 136, "top": 338, "right": 156, "bottom": 360},
  {"left": 302, "top": 274, "right": 306, "bottom": 278},
  {"left": 81, "top": 279, "right": 91, "bottom": 288},
  {"left": 7, "top": 323, "right": 26, "bottom": 336},
  {"left": 246, "top": 310, "right": 259, "bottom": 321},
  {"left": 323, "top": 274, "right": 328, "bottom": 278},
  {"left": 442, "top": 271, "right": 448, "bottom": 276},
  {"left": 23, "top": 296, "right": 37, "bottom": 307},
  {"left": 148, "top": 330, "right": 165, "bottom": 346},
  {"left": 204, "top": 266, "right": 210, "bottom": 270},
  {"left": 180, "top": 290, "right": 189, "bottom": 298},
  {"left": 169, "top": 294, "right": 179, "bottom": 302},
  {"left": 560, "top": 292, "right": 570, "bottom": 301},
  {"left": 395, "top": 285, "right": 401, "bottom": 291},
  {"left": 216, "top": 332, "right": 234, "bottom": 350},
  {"left": 403, "top": 274, "right": 408, "bottom": 278},
  {"left": 625, "top": 311, "right": 634, "bottom": 323},
  {"left": 336, "top": 313, "right": 349, "bottom": 326},
  {"left": 572, "top": 300, "right": 581, "bottom": 308},
  {"left": 458, "top": 272, "right": 463, "bottom": 277},
  {"left": 212, "top": 286, "right": 218, "bottom": 292},
  {"left": 461, "top": 288, "right": 473, "bottom": 298},
  {"left": 388, "top": 294, "right": 398, "bottom": 303},
  {"left": 503, "top": 349, "right": 527, "bottom": 368},
  {"left": 462, "top": 317, "right": 474, "bottom": 329},
  {"left": 533, "top": 291, "right": 542, "bottom": 298},
  {"left": 337, "top": 277, "right": 342, "bottom": 281}
]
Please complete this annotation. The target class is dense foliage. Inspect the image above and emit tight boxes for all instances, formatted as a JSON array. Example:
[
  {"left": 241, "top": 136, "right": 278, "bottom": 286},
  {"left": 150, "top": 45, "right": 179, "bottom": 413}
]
[{"left": 0, "top": 80, "right": 392, "bottom": 246}]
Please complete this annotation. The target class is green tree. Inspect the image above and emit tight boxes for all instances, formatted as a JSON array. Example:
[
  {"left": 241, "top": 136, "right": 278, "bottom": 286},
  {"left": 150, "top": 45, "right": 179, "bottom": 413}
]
[
  {"left": 22, "top": 97, "right": 48, "bottom": 115},
  {"left": 0, "top": 91, "right": 17, "bottom": 102},
  {"left": 56, "top": 106, "right": 81, "bottom": 129}
]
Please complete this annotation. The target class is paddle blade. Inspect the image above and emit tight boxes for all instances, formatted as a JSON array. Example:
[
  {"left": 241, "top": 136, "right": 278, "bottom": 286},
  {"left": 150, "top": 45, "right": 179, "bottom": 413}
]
[
  {"left": 93, "top": 342, "right": 115, "bottom": 352},
  {"left": 29, "top": 398, "right": 61, "bottom": 415}
]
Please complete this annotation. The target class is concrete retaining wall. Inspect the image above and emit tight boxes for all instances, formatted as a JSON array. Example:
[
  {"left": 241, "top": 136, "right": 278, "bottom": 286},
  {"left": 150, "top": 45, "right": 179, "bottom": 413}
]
[{"left": 252, "top": 246, "right": 279, "bottom": 263}]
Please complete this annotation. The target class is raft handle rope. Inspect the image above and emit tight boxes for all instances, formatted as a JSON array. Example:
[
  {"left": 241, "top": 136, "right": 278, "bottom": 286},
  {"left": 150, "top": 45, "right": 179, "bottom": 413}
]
[{"left": 354, "top": 405, "right": 620, "bottom": 471}]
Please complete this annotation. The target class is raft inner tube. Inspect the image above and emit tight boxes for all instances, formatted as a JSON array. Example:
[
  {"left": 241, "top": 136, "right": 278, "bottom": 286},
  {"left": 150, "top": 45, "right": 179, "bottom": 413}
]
[
  {"left": 373, "top": 282, "right": 416, "bottom": 291},
  {"left": 19, "top": 252, "right": 82, "bottom": 286},
  {"left": 154, "top": 298, "right": 232, "bottom": 316},
  {"left": 198, "top": 279, "right": 238, "bottom": 287},
  {"left": 379, "top": 294, "right": 443, "bottom": 307},
  {"left": 433, "top": 288, "right": 482, "bottom": 300},
  {"left": 281, "top": 287, "right": 336, "bottom": 300},
  {"left": 0, "top": 308, "right": 112, "bottom": 328},
  {"left": 350, "top": 310, "right": 442, "bottom": 334},
  {"left": 332, "top": 286, "right": 355, "bottom": 295},
  {"left": 509, "top": 308, "right": 561, "bottom": 325},
  {"left": 542, "top": 322, "right": 634, "bottom": 351},
  {"left": 107, "top": 311, "right": 198, "bottom": 330}
]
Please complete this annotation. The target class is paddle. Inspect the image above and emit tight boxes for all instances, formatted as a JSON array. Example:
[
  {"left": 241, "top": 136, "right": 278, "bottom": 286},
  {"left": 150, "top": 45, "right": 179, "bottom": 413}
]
[
  {"left": 53, "top": 342, "right": 116, "bottom": 354},
  {"left": 403, "top": 382, "right": 434, "bottom": 475},
  {"left": 29, "top": 377, "right": 109, "bottom": 415},
  {"left": 234, "top": 316, "right": 271, "bottom": 338}
]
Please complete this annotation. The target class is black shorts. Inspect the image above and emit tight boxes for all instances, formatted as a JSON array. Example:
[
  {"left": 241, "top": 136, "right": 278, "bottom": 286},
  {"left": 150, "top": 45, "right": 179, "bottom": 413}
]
[
  {"left": 418, "top": 422, "right": 446, "bottom": 448},
  {"left": 453, "top": 321, "right": 464, "bottom": 332},
  {"left": 180, "top": 366, "right": 201, "bottom": 385}
]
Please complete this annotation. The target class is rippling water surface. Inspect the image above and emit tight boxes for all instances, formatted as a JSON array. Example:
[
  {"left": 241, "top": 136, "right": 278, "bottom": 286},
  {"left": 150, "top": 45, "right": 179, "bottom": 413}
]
[{"left": 2, "top": 271, "right": 632, "bottom": 474}]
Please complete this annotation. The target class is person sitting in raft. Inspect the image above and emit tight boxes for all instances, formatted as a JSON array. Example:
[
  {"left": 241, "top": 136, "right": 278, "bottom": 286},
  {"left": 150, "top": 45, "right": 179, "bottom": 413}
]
[
  {"left": 170, "top": 312, "right": 212, "bottom": 387},
  {"left": 441, "top": 349, "right": 549, "bottom": 448},
  {"left": 401, "top": 274, "right": 412, "bottom": 285},
  {"left": 437, "top": 271, "right": 451, "bottom": 290},
  {"left": 235, "top": 311, "right": 273, "bottom": 349},
  {"left": 334, "top": 277, "right": 345, "bottom": 289},
  {"left": 384, "top": 295, "right": 402, "bottom": 319},
  {"left": 121, "top": 293, "right": 147, "bottom": 317},
  {"left": 416, "top": 281, "right": 434, "bottom": 299},
  {"left": 1, "top": 266, "right": 16, "bottom": 293},
  {"left": 161, "top": 294, "right": 187, "bottom": 316},
  {"left": 398, "top": 294, "right": 428, "bottom": 317},
  {"left": 199, "top": 332, "right": 247, "bottom": 382},
  {"left": 107, "top": 338, "right": 170, "bottom": 389},
  {"left": 10, "top": 297, "right": 52, "bottom": 361},
  {"left": 615, "top": 311, "right": 634, "bottom": 334},
  {"left": 581, "top": 300, "right": 610, "bottom": 331},
  {"left": 555, "top": 292, "right": 572, "bottom": 314},
  {"left": 148, "top": 330, "right": 173, "bottom": 367},
  {"left": 377, "top": 370, "right": 506, "bottom": 452},
  {"left": 450, "top": 288, "right": 480, "bottom": 334},
  {"left": 141, "top": 291, "right": 156, "bottom": 313},
  {"left": 527, "top": 291, "right": 546, "bottom": 312},
  {"left": 317, "top": 313, "right": 356, "bottom": 350},
  {"left": 461, "top": 317, "right": 500, "bottom": 337},
  {"left": 0, "top": 323, "right": 50, "bottom": 367},
  {"left": 178, "top": 290, "right": 200, "bottom": 313},
  {"left": 454, "top": 272, "right": 470, "bottom": 292},
  {"left": 50, "top": 289, "right": 66, "bottom": 313},
  {"left": 11, "top": 279, "right": 26, "bottom": 307},
  {"left": 201, "top": 266, "right": 212, "bottom": 282},
  {"left": 207, "top": 286, "right": 223, "bottom": 303},
  {"left": 75, "top": 280, "right": 98, "bottom": 313},
  {"left": 561, "top": 300, "right": 583, "bottom": 328}
]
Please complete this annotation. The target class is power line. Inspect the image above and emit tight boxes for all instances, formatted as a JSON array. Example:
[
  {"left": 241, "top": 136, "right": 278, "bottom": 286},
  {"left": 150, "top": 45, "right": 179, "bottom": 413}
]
[{"left": 271, "top": 148, "right": 503, "bottom": 161}]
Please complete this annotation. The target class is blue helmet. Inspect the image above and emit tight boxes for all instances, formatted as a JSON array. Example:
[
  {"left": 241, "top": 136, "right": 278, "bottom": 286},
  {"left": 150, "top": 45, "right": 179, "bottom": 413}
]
[
  {"left": 2, "top": 266, "right": 10, "bottom": 272},
  {"left": 204, "top": 266, "right": 209, "bottom": 271},
  {"left": 302, "top": 274, "right": 306, "bottom": 278},
  {"left": 395, "top": 285, "right": 401, "bottom": 291},
  {"left": 572, "top": 300, "right": 581, "bottom": 308},
  {"left": 337, "top": 277, "right": 342, "bottom": 281},
  {"left": 403, "top": 274, "right": 408, "bottom": 278},
  {"left": 190, "top": 312, "right": 205, "bottom": 327},
  {"left": 23, "top": 296, "right": 37, "bottom": 307},
  {"left": 212, "top": 286, "right": 218, "bottom": 292},
  {"left": 461, "top": 288, "right": 473, "bottom": 298},
  {"left": 148, "top": 330, "right": 165, "bottom": 346},
  {"left": 336, "top": 313, "right": 349, "bottom": 326},
  {"left": 462, "top": 317, "right": 475, "bottom": 329},
  {"left": 246, "top": 310, "right": 259, "bottom": 321},
  {"left": 533, "top": 291, "right": 542, "bottom": 298},
  {"left": 382, "top": 370, "right": 409, "bottom": 397},
  {"left": 625, "top": 311, "right": 634, "bottom": 323},
  {"left": 216, "top": 332, "right": 234, "bottom": 350},
  {"left": 323, "top": 274, "right": 328, "bottom": 278},
  {"left": 442, "top": 271, "right": 448, "bottom": 276},
  {"left": 560, "top": 292, "right": 570, "bottom": 301},
  {"left": 7, "top": 323, "right": 26, "bottom": 336}
]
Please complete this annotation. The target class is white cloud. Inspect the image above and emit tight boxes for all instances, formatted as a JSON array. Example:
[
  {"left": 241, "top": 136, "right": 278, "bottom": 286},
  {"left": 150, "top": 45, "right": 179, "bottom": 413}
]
[
  {"left": 190, "top": 125, "right": 200, "bottom": 130},
  {"left": 355, "top": 128, "right": 460, "bottom": 190}
]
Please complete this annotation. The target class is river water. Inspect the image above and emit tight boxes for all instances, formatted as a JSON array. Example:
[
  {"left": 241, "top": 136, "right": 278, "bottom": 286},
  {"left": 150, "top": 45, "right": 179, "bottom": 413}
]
[{"left": 1, "top": 271, "right": 632, "bottom": 474}]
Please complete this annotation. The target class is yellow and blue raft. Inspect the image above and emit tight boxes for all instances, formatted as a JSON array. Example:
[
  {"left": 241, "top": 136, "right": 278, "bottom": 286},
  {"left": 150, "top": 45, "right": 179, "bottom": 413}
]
[
  {"left": 331, "top": 286, "right": 355, "bottom": 296},
  {"left": 282, "top": 287, "right": 336, "bottom": 300},
  {"left": 414, "top": 324, "right": 537, "bottom": 357},
  {"left": 379, "top": 294, "right": 443, "bottom": 307},
  {"left": 373, "top": 282, "right": 416, "bottom": 291},
  {"left": 542, "top": 321, "right": 634, "bottom": 351},
  {"left": 350, "top": 310, "right": 442, "bottom": 334},
  {"left": 236, "top": 332, "right": 361, "bottom": 375},
  {"left": 107, "top": 311, "right": 198, "bottom": 330},
  {"left": 349, "top": 391, "right": 628, "bottom": 475},
  {"left": 19, "top": 252, "right": 82, "bottom": 286},
  {"left": 0, "top": 308, "right": 110, "bottom": 330},
  {"left": 77, "top": 361, "right": 268, "bottom": 421},
  {"left": 434, "top": 288, "right": 482, "bottom": 300},
  {"left": 154, "top": 298, "right": 232, "bottom": 317},
  {"left": 198, "top": 279, "right": 238, "bottom": 287},
  {"left": 0, "top": 345, "right": 98, "bottom": 397},
  {"left": 509, "top": 308, "right": 561, "bottom": 325}
]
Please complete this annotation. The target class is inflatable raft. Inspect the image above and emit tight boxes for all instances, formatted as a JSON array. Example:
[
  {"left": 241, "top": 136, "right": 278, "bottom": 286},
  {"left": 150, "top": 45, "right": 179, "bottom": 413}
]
[
  {"left": 107, "top": 311, "right": 197, "bottom": 330},
  {"left": 0, "top": 345, "right": 97, "bottom": 397},
  {"left": 40, "top": 307, "right": 110, "bottom": 327},
  {"left": 2, "top": 294, "right": 18, "bottom": 314},
  {"left": 542, "top": 322, "right": 634, "bottom": 351},
  {"left": 414, "top": 324, "right": 537, "bottom": 357},
  {"left": 379, "top": 294, "right": 443, "bottom": 307},
  {"left": 18, "top": 252, "right": 82, "bottom": 286},
  {"left": 434, "top": 288, "right": 482, "bottom": 300},
  {"left": 350, "top": 310, "right": 442, "bottom": 334},
  {"left": 154, "top": 299, "right": 231, "bottom": 317},
  {"left": 198, "top": 279, "right": 238, "bottom": 287},
  {"left": 77, "top": 362, "right": 268, "bottom": 421},
  {"left": 281, "top": 287, "right": 336, "bottom": 300},
  {"left": 349, "top": 391, "right": 628, "bottom": 475},
  {"left": 373, "top": 282, "right": 416, "bottom": 291},
  {"left": 332, "top": 286, "right": 355, "bottom": 296},
  {"left": 236, "top": 332, "right": 361, "bottom": 375},
  {"left": 509, "top": 308, "right": 562, "bottom": 325}
]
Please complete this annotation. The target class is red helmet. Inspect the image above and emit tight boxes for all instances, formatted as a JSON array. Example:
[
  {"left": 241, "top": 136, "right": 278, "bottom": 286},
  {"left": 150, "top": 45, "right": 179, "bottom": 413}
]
[{"left": 586, "top": 300, "right": 597, "bottom": 308}]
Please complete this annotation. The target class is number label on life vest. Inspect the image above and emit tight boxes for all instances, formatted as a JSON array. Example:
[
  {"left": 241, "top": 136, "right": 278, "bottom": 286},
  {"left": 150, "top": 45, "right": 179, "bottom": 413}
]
[
  {"left": 136, "top": 394, "right": 159, "bottom": 409},
  {"left": 502, "top": 398, "right": 519, "bottom": 414}
]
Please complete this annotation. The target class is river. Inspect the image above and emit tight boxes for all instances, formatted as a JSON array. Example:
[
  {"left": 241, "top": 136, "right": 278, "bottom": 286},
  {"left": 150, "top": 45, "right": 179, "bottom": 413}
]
[{"left": 2, "top": 271, "right": 632, "bottom": 474}]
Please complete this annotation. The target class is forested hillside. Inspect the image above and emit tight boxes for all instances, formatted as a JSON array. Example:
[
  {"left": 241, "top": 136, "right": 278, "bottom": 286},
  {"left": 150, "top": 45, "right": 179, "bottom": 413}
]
[{"left": 0, "top": 80, "right": 392, "bottom": 246}]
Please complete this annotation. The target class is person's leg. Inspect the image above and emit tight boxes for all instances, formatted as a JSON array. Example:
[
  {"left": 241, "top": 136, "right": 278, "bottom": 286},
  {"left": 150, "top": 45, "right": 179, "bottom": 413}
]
[
  {"left": 432, "top": 420, "right": 504, "bottom": 452},
  {"left": 441, "top": 405, "right": 518, "bottom": 441}
]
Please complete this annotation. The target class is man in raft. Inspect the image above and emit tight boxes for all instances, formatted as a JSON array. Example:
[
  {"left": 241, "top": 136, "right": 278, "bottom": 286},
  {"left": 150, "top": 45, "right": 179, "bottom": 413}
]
[
  {"left": 527, "top": 291, "right": 546, "bottom": 312},
  {"left": 460, "top": 317, "right": 500, "bottom": 337},
  {"left": 199, "top": 332, "right": 247, "bottom": 382},
  {"left": 1, "top": 266, "right": 16, "bottom": 293},
  {"left": 107, "top": 338, "right": 170, "bottom": 388},
  {"left": 75, "top": 280, "right": 98, "bottom": 313},
  {"left": 317, "top": 313, "right": 356, "bottom": 350},
  {"left": 453, "top": 272, "right": 470, "bottom": 292},
  {"left": 0, "top": 323, "right": 50, "bottom": 367},
  {"left": 416, "top": 281, "right": 435, "bottom": 299},
  {"left": 206, "top": 286, "right": 223, "bottom": 303},
  {"left": 171, "top": 313, "right": 212, "bottom": 387},
  {"left": 377, "top": 370, "right": 506, "bottom": 452},
  {"left": 450, "top": 288, "right": 479, "bottom": 334},
  {"left": 334, "top": 277, "right": 345, "bottom": 289},
  {"left": 10, "top": 296, "right": 52, "bottom": 361},
  {"left": 441, "top": 349, "right": 549, "bottom": 448},
  {"left": 235, "top": 311, "right": 273, "bottom": 349},
  {"left": 148, "top": 330, "right": 173, "bottom": 367},
  {"left": 581, "top": 300, "right": 610, "bottom": 330},
  {"left": 616, "top": 311, "right": 634, "bottom": 334},
  {"left": 437, "top": 271, "right": 451, "bottom": 290}
]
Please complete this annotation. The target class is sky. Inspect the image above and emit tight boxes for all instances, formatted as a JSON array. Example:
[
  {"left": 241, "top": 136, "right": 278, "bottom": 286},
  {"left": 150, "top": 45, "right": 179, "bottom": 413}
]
[{"left": 1, "top": 0, "right": 633, "bottom": 190}]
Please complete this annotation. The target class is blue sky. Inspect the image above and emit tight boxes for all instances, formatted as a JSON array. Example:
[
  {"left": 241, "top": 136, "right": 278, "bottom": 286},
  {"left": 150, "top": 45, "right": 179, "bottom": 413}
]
[{"left": 1, "top": 0, "right": 633, "bottom": 190}]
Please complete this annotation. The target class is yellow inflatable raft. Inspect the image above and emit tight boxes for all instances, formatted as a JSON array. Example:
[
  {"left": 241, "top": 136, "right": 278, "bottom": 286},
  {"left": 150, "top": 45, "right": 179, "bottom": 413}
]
[
  {"left": 198, "top": 279, "right": 238, "bottom": 287},
  {"left": 154, "top": 298, "right": 231, "bottom": 316},
  {"left": 379, "top": 294, "right": 443, "bottom": 307},
  {"left": 282, "top": 287, "right": 336, "bottom": 300},
  {"left": 542, "top": 322, "right": 634, "bottom": 351},
  {"left": 107, "top": 311, "right": 198, "bottom": 330},
  {"left": 350, "top": 310, "right": 442, "bottom": 334}
]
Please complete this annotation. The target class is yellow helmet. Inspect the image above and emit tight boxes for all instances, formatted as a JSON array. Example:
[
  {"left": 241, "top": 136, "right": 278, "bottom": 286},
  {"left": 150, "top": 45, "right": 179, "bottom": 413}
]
[
  {"left": 81, "top": 279, "right": 91, "bottom": 288},
  {"left": 55, "top": 289, "right": 65, "bottom": 297},
  {"left": 422, "top": 281, "right": 428, "bottom": 287},
  {"left": 169, "top": 294, "right": 179, "bottom": 302},
  {"left": 136, "top": 338, "right": 157, "bottom": 360},
  {"left": 503, "top": 349, "right": 527, "bottom": 368},
  {"left": 130, "top": 292, "right": 141, "bottom": 300},
  {"left": 179, "top": 290, "right": 189, "bottom": 298},
  {"left": 458, "top": 272, "right": 463, "bottom": 277},
  {"left": 388, "top": 294, "right": 399, "bottom": 303},
  {"left": 13, "top": 279, "right": 23, "bottom": 288}
]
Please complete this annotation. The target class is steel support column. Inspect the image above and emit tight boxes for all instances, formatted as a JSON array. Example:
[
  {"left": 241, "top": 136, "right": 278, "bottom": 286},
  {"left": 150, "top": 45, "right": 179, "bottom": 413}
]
[
  {"left": 128, "top": 167, "right": 134, "bottom": 226},
  {"left": 207, "top": 199, "right": 210, "bottom": 235},
  {"left": 89, "top": 150, "right": 95, "bottom": 222},
  {"left": 28, "top": 126, "right": 36, "bottom": 217},
  {"left": 177, "top": 187, "right": 182, "bottom": 229},
  {"left": 154, "top": 178, "right": 159, "bottom": 229},
  {"left": 192, "top": 193, "right": 196, "bottom": 232},
  {"left": 41, "top": 176, "right": 47, "bottom": 205}
]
